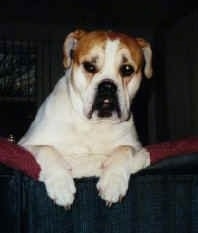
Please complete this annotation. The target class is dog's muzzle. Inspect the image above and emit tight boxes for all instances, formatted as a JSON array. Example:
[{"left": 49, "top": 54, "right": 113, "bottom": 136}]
[{"left": 89, "top": 80, "right": 121, "bottom": 118}]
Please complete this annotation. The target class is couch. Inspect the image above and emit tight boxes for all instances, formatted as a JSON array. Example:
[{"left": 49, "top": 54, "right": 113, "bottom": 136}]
[{"left": 0, "top": 137, "right": 198, "bottom": 233}]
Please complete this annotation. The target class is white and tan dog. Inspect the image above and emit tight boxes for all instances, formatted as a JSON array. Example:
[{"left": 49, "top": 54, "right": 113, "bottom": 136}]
[{"left": 19, "top": 29, "right": 153, "bottom": 207}]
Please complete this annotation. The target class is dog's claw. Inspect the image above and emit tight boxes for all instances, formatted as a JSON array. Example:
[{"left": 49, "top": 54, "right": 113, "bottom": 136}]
[
  {"left": 119, "top": 195, "right": 124, "bottom": 202},
  {"left": 52, "top": 199, "right": 72, "bottom": 210},
  {"left": 106, "top": 201, "right": 112, "bottom": 207},
  {"left": 53, "top": 199, "right": 57, "bottom": 205}
]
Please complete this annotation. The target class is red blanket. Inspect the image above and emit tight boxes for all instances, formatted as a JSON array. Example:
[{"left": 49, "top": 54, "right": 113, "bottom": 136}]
[{"left": 0, "top": 137, "right": 198, "bottom": 179}]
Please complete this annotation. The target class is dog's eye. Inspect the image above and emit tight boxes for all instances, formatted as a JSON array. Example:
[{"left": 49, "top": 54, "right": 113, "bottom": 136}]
[
  {"left": 120, "top": 64, "right": 134, "bottom": 77},
  {"left": 83, "top": 62, "right": 97, "bottom": 73}
]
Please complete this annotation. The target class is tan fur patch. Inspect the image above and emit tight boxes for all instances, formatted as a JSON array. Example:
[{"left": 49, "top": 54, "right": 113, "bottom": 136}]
[{"left": 73, "top": 30, "right": 144, "bottom": 72}]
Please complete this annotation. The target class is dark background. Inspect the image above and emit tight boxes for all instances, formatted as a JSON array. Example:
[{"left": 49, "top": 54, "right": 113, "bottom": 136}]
[
  {"left": 0, "top": 0, "right": 197, "bottom": 144},
  {"left": 0, "top": 1, "right": 195, "bottom": 29}
]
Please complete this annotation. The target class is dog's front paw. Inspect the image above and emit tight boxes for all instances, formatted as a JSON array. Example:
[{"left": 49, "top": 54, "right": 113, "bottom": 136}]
[
  {"left": 97, "top": 165, "right": 130, "bottom": 205},
  {"left": 40, "top": 170, "right": 76, "bottom": 208}
]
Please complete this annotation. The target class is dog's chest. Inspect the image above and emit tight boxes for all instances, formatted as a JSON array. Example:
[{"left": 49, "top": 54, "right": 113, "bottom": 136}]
[
  {"left": 61, "top": 122, "right": 116, "bottom": 155},
  {"left": 54, "top": 123, "right": 117, "bottom": 177}
]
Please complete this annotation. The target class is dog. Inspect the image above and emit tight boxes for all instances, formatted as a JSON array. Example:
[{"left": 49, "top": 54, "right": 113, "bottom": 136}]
[{"left": 18, "top": 29, "right": 153, "bottom": 208}]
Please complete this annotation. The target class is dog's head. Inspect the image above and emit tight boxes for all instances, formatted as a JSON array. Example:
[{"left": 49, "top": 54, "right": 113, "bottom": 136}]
[{"left": 63, "top": 29, "right": 152, "bottom": 122}]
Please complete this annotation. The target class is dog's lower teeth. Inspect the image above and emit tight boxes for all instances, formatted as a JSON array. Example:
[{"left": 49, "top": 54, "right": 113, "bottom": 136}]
[{"left": 103, "top": 99, "right": 110, "bottom": 104}]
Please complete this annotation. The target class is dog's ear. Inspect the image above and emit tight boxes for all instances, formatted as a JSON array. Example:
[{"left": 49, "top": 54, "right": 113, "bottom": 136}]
[
  {"left": 136, "top": 38, "right": 153, "bottom": 79},
  {"left": 63, "top": 29, "right": 87, "bottom": 68}
]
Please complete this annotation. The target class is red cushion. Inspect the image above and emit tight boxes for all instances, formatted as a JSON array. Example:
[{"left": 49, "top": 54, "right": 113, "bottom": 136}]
[
  {"left": 0, "top": 137, "right": 40, "bottom": 179},
  {"left": 147, "top": 136, "right": 198, "bottom": 163},
  {"left": 0, "top": 137, "right": 198, "bottom": 179}
]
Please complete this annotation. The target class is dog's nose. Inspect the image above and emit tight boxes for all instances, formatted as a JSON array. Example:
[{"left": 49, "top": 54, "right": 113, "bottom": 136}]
[{"left": 98, "top": 80, "right": 117, "bottom": 94}]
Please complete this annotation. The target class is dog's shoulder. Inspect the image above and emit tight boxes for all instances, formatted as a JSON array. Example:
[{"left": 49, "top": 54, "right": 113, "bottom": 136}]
[
  {"left": 40, "top": 74, "right": 71, "bottom": 116},
  {"left": 18, "top": 74, "right": 72, "bottom": 147}
]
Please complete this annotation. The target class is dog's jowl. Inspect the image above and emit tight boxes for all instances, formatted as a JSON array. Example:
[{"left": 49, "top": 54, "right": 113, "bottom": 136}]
[{"left": 19, "top": 29, "right": 153, "bottom": 207}]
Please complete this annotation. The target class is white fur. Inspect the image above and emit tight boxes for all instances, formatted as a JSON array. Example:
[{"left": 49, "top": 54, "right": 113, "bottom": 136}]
[{"left": 19, "top": 36, "right": 151, "bottom": 207}]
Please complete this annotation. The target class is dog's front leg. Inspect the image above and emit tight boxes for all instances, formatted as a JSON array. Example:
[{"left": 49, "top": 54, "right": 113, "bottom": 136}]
[
  {"left": 97, "top": 146, "right": 150, "bottom": 205},
  {"left": 33, "top": 146, "right": 76, "bottom": 208}
]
